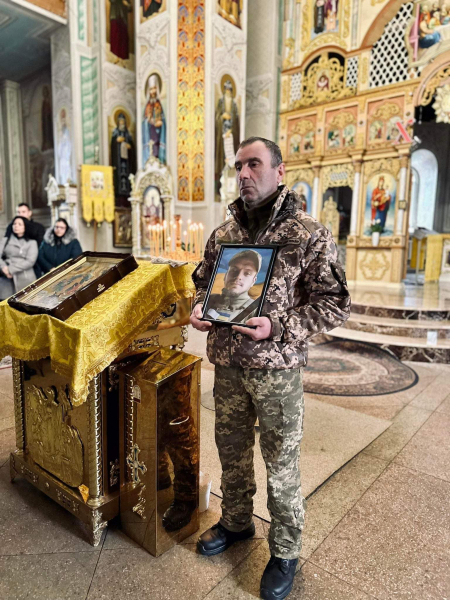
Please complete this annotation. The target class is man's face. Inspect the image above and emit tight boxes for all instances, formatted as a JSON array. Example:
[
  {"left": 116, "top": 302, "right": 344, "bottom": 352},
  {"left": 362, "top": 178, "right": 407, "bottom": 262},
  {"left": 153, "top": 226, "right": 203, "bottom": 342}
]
[
  {"left": 149, "top": 85, "right": 157, "bottom": 100},
  {"left": 224, "top": 259, "right": 257, "bottom": 296},
  {"left": 118, "top": 118, "right": 126, "bottom": 131},
  {"left": 235, "top": 141, "right": 285, "bottom": 207},
  {"left": 17, "top": 205, "right": 32, "bottom": 219}
]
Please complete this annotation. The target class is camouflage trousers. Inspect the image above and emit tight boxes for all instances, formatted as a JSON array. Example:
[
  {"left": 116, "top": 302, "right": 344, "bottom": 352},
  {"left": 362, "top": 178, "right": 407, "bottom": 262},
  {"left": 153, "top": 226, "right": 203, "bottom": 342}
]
[{"left": 214, "top": 365, "right": 305, "bottom": 559}]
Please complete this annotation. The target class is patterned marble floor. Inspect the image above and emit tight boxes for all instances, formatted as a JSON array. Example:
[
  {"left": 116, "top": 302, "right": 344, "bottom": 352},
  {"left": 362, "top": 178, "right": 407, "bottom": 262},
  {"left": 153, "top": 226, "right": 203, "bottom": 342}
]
[{"left": 1, "top": 343, "right": 449, "bottom": 599}]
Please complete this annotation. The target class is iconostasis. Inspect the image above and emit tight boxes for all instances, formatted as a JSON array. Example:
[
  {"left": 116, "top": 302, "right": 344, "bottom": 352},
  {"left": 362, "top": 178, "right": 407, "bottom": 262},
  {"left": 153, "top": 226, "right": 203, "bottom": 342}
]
[{"left": 279, "top": 0, "right": 450, "bottom": 285}]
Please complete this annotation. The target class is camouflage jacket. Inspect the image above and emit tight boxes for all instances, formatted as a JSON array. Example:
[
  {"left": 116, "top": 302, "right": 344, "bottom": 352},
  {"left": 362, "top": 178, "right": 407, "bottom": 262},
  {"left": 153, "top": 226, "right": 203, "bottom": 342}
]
[{"left": 192, "top": 185, "right": 351, "bottom": 370}]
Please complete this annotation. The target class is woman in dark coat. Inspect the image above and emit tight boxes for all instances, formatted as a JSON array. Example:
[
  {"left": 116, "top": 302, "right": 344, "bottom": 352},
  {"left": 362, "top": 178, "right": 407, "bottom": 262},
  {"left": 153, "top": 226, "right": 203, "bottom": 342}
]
[{"left": 38, "top": 218, "right": 82, "bottom": 274}]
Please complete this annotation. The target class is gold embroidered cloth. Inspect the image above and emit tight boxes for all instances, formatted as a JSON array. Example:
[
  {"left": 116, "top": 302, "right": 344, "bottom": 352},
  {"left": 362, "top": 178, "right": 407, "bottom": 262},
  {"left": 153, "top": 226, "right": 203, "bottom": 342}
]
[{"left": 0, "top": 263, "right": 195, "bottom": 406}]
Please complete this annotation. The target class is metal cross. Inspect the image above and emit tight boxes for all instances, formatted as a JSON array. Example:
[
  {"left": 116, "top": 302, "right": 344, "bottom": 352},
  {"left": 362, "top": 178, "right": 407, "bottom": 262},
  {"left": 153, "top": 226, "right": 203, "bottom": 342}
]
[{"left": 126, "top": 444, "right": 147, "bottom": 484}]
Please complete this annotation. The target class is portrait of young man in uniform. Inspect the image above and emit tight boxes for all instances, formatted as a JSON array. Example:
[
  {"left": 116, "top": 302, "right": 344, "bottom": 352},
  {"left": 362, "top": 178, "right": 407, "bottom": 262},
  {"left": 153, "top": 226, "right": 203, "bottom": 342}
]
[
  {"left": 190, "top": 136, "right": 350, "bottom": 600},
  {"left": 204, "top": 248, "right": 275, "bottom": 324}
]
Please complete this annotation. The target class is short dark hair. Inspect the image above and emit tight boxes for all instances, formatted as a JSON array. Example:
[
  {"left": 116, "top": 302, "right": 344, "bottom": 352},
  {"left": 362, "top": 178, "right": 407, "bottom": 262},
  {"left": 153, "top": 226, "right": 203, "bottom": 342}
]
[
  {"left": 238, "top": 137, "right": 283, "bottom": 168},
  {"left": 18, "top": 203, "right": 31, "bottom": 210}
]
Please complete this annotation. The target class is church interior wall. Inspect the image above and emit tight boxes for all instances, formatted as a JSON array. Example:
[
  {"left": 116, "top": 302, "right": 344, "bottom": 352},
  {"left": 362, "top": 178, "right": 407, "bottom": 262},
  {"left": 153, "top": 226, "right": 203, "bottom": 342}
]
[{"left": 21, "top": 68, "right": 54, "bottom": 226}]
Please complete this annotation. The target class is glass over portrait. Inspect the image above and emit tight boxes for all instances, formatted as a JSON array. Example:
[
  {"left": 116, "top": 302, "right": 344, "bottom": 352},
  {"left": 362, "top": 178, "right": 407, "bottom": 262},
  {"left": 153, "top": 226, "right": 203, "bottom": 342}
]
[
  {"left": 201, "top": 245, "right": 277, "bottom": 327},
  {"left": 15, "top": 255, "right": 126, "bottom": 309}
]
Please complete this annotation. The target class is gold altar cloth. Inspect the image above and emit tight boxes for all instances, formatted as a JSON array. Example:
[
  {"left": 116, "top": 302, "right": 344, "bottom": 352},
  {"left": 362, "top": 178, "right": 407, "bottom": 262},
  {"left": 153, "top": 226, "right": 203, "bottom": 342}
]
[{"left": 0, "top": 263, "right": 195, "bottom": 406}]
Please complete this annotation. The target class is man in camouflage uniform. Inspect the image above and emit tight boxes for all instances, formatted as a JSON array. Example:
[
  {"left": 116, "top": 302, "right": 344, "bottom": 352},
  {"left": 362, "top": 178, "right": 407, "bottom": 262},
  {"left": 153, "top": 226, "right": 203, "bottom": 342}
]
[{"left": 190, "top": 137, "right": 350, "bottom": 600}]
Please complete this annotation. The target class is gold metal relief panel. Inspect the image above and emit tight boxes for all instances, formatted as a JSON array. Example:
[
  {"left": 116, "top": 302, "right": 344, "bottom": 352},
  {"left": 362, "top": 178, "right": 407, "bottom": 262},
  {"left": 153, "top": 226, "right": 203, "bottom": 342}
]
[
  {"left": 299, "top": 54, "right": 355, "bottom": 108},
  {"left": 358, "top": 250, "right": 391, "bottom": 282},
  {"left": 25, "top": 384, "right": 84, "bottom": 488},
  {"left": 421, "top": 66, "right": 450, "bottom": 106}
]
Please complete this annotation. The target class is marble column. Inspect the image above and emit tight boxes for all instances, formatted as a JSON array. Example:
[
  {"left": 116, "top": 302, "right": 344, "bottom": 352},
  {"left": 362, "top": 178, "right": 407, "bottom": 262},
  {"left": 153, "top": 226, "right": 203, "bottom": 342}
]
[
  {"left": 311, "top": 165, "right": 321, "bottom": 219},
  {"left": 396, "top": 155, "right": 409, "bottom": 235},
  {"left": 350, "top": 159, "right": 362, "bottom": 235},
  {"left": 0, "top": 81, "right": 27, "bottom": 224}
]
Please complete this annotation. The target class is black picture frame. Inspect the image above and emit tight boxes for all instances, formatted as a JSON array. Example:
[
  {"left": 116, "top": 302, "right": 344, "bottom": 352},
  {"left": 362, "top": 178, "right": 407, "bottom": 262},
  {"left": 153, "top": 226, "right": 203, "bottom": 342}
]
[{"left": 201, "top": 244, "right": 278, "bottom": 327}]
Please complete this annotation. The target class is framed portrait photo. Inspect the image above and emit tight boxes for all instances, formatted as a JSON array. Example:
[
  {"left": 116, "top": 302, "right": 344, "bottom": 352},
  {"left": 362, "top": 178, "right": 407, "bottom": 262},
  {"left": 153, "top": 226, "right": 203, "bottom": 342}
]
[{"left": 201, "top": 244, "right": 277, "bottom": 327}]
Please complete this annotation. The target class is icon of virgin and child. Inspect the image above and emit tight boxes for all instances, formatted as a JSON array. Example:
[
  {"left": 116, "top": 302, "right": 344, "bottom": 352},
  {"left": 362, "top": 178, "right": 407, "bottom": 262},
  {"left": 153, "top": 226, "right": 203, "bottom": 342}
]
[{"left": 371, "top": 176, "right": 392, "bottom": 232}]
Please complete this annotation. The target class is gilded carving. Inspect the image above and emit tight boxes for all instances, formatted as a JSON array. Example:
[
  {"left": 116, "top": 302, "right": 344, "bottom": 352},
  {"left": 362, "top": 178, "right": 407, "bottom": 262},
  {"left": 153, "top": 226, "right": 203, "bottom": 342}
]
[
  {"left": 12, "top": 359, "right": 25, "bottom": 452},
  {"left": 133, "top": 485, "right": 147, "bottom": 519},
  {"left": 284, "top": 38, "right": 295, "bottom": 69},
  {"left": 293, "top": 120, "right": 315, "bottom": 135},
  {"left": 421, "top": 66, "right": 450, "bottom": 106},
  {"left": 329, "top": 112, "right": 356, "bottom": 129},
  {"left": 299, "top": 54, "right": 355, "bottom": 108},
  {"left": 370, "top": 103, "right": 401, "bottom": 122},
  {"left": 343, "top": 0, "right": 351, "bottom": 39},
  {"left": 360, "top": 252, "right": 390, "bottom": 280},
  {"left": 25, "top": 384, "right": 84, "bottom": 488},
  {"left": 364, "top": 158, "right": 401, "bottom": 182},
  {"left": 321, "top": 164, "right": 355, "bottom": 190},
  {"left": 432, "top": 84, "right": 450, "bottom": 124},
  {"left": 89, "top": 510, "right": 107, "bottom": 547},
  {"left": 127, "top": 444, "right": 147, "bottom": 484},
  {"left": 87, "top": 376, "right": 103, "bottom": 504},
  {"left": 360, "top": 56, "right": 369, "bottom": 86},
  {"left": 109, "top": 459, "right": 120, "bottom": 487},
  {"left": 301, "top": 2, "right": 310, "bottom": 51},
  {"left": 285, "top": 168, "right": 314, "bottom": 188}
]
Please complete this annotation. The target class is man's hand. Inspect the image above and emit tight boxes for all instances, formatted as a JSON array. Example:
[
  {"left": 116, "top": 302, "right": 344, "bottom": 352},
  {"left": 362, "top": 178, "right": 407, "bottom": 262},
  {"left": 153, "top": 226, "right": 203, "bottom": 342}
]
[
  {"left": 232, "top": 317, "right": 272, "bottom": 341},
  {"left": 190, "top": 304, "right": 212, "bottom": 332}
]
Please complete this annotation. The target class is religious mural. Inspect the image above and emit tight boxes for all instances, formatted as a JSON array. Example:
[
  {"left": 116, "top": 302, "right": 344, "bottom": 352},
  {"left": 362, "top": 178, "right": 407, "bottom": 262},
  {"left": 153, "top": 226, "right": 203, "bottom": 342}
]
[
  {"left": 25, "top": 79, "right": 55, "bottom": 209},
  {"left": 409, "top": 0, "right": 450, "bottom": 66},
  {"left": 142, "top": 185, "right": 164, "bottom": 248},
  {"left": 288, "top": 117, "right": 316, "bottom": 157},
  {"left": 215, "top": 75, "right": 240, "bottom": 196},
  {"left": 313, "top": 0, "right": 339, "bottom": 37},
  {"left": 142, "top": 72, "right": 167, "bottom": 165},
  {"left": 110, "top": 109, "right": 136, "bottom": 205},
  {"left": 325, "top": 109, "right": 357, "bottom": 152},
  {"left": 217, "top": 0, "right": 243, "bottom": 29},
  {"left": 106, "top": 0, "right": 134, "bottom": 69},
  {"left": 292, "top": 181, "right": 312, "bottom": 214},
  {"left": 141, "top": 0, "right": 166, "bottom": 22},
  {"left": 56, "top": 108, "right": 74, "bottom": 185},
  {"left": 364, "top": 174, "right": 397, "bottom": 237}
]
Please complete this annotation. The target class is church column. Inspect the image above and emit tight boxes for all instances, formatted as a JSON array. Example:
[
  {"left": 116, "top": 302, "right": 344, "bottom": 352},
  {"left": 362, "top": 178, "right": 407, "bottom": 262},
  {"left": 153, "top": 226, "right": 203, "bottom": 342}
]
[
  {"left": 311, "top": 163, "right": 321, "bottom": 219},
  {"left": 0, "top": 81, "right": 27, "bottom": 222},
  {"left": 350, "top": 157, "right": 362, "bottom": 235},
  {"left": 396, "top": 153, "right": 409, "bottom": 235}
]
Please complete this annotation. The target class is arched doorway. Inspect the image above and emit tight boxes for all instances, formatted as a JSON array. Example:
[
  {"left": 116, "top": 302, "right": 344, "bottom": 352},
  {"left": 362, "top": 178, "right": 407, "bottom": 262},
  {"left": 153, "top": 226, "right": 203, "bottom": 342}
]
[{"left": 409, "top": 149, "right": 438, "bottom": 233}]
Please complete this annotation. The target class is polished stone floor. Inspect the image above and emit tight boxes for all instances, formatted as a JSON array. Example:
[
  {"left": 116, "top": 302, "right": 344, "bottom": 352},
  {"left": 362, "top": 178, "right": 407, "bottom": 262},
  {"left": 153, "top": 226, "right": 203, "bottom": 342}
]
[{"left": 0, "top": 353, "right": 449, "bottom": 599}]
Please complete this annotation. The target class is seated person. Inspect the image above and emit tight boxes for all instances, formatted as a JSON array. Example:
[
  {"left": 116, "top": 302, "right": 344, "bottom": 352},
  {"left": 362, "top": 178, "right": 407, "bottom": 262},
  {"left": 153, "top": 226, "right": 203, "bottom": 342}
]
[
  {"left": 0, "top": 217, "right": 38, "bottom": 300},
  {"left": 38, "top": 218, "right": 82, "bottom": 274},
  {"left": 206, "top": 249, "right": 262, "bottom": 324}
]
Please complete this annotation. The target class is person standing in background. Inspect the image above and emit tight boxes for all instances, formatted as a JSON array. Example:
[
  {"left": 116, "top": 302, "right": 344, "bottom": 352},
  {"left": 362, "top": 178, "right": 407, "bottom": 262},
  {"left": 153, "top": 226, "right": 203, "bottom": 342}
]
[
  {"left": 38, "top": 219, "right": 82, "bottom": 275},
  {"left": 0, "top": 217, "right": 38, "bottom": 300}
]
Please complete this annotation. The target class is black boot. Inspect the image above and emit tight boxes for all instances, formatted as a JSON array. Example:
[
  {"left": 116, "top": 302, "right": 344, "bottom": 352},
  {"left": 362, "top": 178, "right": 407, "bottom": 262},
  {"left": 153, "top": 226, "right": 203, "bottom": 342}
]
[
  {"left": 197, "top": 521, "right": 255, "bottom": 556},
  {"left": 162, "top": 499, "right": 196, "bottom": 532},
  {"left": 260, "top": 556, "right": 298, "bottom": 600}
]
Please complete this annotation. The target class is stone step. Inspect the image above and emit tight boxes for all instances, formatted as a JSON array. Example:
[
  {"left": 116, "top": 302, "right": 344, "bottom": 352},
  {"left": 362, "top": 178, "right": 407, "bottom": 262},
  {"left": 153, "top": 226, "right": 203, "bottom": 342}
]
[
  {"left": 344, "top": 314, "right": 450, "bottom": 339},
  {"left": 350, "top": 302, "right": 450, "bottom": 321},
  {"left": 326, "top": 327, "right": 450, "bottom": 363}
]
